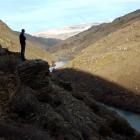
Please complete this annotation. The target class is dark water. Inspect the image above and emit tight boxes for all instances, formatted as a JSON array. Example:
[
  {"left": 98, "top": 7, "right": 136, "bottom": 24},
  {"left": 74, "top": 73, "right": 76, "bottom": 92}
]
[{"left": 98, "top": 103, "right": 140, "bottom": 132}]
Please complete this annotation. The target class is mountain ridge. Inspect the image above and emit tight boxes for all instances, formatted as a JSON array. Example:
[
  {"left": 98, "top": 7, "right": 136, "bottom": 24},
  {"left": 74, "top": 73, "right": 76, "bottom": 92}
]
[
  {"left": 50, "top": 9, "right": 140, "bottom": 61},
  {"left": 32, "top": 23, "right": 98, "bottom": 40}
]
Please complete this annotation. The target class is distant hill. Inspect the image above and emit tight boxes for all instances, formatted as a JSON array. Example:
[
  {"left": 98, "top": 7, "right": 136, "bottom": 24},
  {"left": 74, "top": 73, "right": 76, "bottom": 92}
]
[
  {"left": 14, "top": 31, "right": 62, "bottom": 50},
  {"left": 32, "top": 23, "right": 96, "bottom": 40},
  {"left": 50, "top": 9, "right": 140, "bottom": 61},
  {"left": 66, "top": 12, "right": 140, "bottom": 95},
  {"left": 0, "top": 20, "right": 54, "bottom": 64}
]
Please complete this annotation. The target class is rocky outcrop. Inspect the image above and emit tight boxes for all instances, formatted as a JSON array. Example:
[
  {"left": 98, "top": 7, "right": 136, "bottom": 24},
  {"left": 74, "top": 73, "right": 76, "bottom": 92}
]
[{"left": 17, "top": 60, "right": 50, "bottom": 89}]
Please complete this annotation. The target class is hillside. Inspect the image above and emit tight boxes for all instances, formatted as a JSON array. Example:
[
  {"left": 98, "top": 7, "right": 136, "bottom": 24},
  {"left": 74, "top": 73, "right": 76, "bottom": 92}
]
[
  {"left": 50, "top": 9, "right": 140, "bottom": 61},
  {"left": 64, "top": 19, "right": 140, "bottom": 112},
  {"left": 0, "top": 20, "right": 53, "bottom": 64},
  {"left": 0, "top": 47, "right": 139, "bottom": 140}
]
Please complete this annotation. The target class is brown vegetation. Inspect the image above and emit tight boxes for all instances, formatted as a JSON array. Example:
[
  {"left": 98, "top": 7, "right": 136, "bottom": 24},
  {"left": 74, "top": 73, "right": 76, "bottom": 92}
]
[
  {"left": 63, "top": 11, "right": 140, "bottom": 112},
  {"left": 0, "top": 47, "right": 138, "bottom": 140}
]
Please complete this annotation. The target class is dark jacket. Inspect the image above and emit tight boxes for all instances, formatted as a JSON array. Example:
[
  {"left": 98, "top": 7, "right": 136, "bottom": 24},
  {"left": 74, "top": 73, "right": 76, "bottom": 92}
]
[{"left": 19, "top": 33, "right": 26, "bottom": 45}]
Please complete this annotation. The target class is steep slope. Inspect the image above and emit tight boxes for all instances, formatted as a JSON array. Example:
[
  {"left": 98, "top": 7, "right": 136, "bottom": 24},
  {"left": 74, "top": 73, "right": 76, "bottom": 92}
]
[
  {"left": 0, "top": 20, "right": 53, "bottom": 64},
  {"left": 66, "top": 20, "right": 140, "bottom": 96},
  {"left": 51, "top": 9, "right": 140, "bottom": 61},
  {"left": 0, "top": 47, "right": 138, "bottom": 140}
]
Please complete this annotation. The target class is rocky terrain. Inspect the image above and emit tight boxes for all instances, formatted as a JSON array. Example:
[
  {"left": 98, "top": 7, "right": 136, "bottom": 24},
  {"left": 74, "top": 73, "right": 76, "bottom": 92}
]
[
  {"left": 1, "top": 46, "right": 140, "bottom": 140},
  {"left": 50, "top": 9, "right": 140, "bottom": 61},
  {"left": 0, "top": 20, "right": 53, "bottom": 64}
]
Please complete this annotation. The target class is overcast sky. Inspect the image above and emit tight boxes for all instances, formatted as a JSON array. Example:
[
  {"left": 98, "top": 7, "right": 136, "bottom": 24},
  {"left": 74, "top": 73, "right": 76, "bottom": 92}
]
[{"left": 0, "top": 0, "right": 140, "bottom": 33}]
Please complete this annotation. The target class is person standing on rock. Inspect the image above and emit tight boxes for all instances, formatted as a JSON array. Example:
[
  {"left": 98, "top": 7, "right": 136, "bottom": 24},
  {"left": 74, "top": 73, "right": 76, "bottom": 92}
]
[{"left": 19, "top": 29, "right": 26, "bottom": 61}]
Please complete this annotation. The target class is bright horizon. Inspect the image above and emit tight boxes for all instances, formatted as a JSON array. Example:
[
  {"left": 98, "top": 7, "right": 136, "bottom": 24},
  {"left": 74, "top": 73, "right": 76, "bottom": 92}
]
[{"left": 0, "top": 0, "right": 140, "bottom": 33}]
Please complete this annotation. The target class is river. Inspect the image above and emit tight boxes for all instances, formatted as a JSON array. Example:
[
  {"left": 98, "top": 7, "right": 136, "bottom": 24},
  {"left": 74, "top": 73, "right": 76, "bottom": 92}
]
[{"left": 49, "top": 61, "right": 66, "bottom": 72}]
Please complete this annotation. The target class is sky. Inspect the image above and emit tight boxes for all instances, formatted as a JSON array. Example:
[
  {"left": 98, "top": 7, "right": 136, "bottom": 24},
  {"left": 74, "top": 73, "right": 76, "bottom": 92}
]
[{"left": 0, "top": 0, "right": 140, "bottom": 33}]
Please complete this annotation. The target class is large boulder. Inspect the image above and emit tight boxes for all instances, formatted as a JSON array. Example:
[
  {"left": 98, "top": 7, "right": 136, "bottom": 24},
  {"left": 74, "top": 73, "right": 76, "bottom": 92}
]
[{"left": 17, "top": 60, "right": 50, "bottom": 88}]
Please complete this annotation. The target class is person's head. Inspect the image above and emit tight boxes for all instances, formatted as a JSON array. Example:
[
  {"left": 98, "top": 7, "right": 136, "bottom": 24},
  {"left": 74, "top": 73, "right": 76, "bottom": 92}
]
[{"left": 21, "top": 29, "right": 25, "bottom": 34}]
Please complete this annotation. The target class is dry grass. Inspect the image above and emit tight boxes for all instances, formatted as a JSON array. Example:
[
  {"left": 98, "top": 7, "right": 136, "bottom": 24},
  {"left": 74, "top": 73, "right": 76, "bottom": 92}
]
[
  {"left": 66, "top": 20, "right": 140, "bottom": 94},
  {"left": 51, "top": 10, "right": 140, "bottom": 61}
]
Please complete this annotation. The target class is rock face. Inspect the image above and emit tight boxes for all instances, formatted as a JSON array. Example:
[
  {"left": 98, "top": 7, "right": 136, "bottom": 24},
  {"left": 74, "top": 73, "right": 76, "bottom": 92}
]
[
  {"left": 17, "top": 60, "right": 50, "bottom": 88},
  {"left": 0, "top": 48, "right": 138, "bottom": 140}
]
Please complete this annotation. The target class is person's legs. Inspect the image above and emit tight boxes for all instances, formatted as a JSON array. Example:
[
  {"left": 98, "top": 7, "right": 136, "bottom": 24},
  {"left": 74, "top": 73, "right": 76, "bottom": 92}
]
[{"left": 21, "top": 45, "right": 25, "bottom": 61}]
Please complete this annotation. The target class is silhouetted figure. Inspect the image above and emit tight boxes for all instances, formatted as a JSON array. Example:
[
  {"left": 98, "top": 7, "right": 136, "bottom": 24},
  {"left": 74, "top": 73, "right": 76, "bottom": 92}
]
[{"left": 19, "top": 29, "right": 26, "bottom": 61}]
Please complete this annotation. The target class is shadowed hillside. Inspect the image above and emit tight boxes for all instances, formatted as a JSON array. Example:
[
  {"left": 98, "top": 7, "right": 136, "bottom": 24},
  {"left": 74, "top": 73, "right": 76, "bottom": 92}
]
[
  {"left": 0, "top": 20, "right": 53, "bottom": 64},
  {"left": 52, "top": 68, "right": 140, "bottom": 114},
  {"left": 50, "top": 9, "right": 140, "bottom": 61},
  {"left": 0, "top": 47, "right": 139, "bottom": 140}
]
